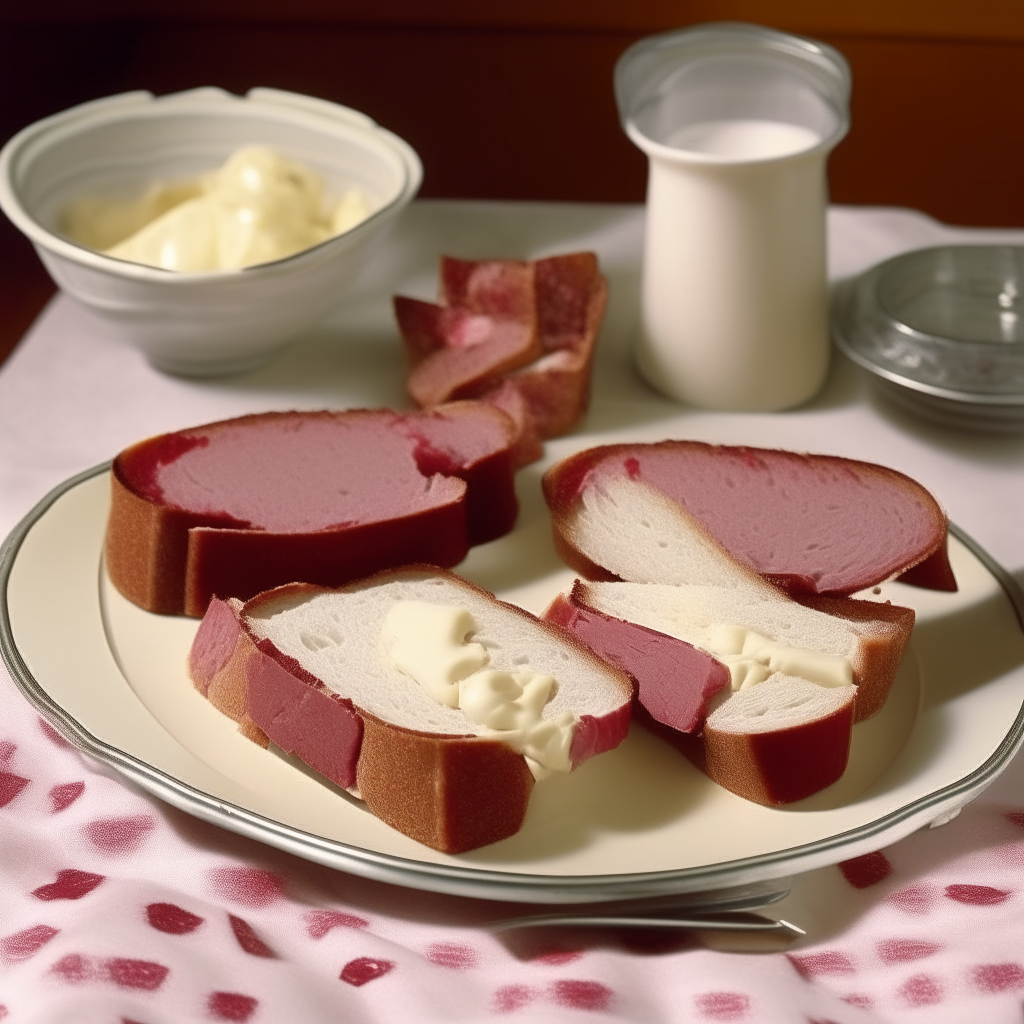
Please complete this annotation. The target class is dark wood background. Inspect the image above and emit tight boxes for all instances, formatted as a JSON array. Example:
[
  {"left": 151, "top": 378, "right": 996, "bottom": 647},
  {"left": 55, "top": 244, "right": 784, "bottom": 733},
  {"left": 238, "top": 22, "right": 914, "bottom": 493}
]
[{"left": 2, "top": 1, "right": 1022, "bottom": 365}]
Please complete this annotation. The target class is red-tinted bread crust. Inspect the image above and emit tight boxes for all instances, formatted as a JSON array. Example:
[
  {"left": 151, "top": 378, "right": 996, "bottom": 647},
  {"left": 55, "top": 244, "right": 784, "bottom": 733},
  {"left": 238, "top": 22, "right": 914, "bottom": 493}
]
[
  {"left": 355, "top": 713, "right": 536, "bottom": 853},
  {"left": 396, "top": 258, "right": 541, "bottom": 408},
  {"left": 796, "top": 593, "right": 915, "bottom": 721},
  {"left": 545, "top": 590, "right": 730, "bottom": 734},
  {"left": 188, "top": 595, "right": 268, "bottom": 746},
  {"left": 496, "top": 253, "right": 608, "bottom": 443},
  {"left": 246, "top": 634, "right": 365, "bottom": 791},
  {"left": 107, "top": 405, "right": 519, "bottom": 617},
  {"left": 545, "top": 511, "right": 915, "bottom": 802},
  {"left": 701, "top": 699, "right": 855, "bottom": 805}
]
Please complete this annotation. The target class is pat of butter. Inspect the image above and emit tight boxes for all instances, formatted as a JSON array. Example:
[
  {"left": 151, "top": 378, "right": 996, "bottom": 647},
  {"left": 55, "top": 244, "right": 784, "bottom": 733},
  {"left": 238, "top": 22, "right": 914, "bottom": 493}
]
[
  {"left": 708, "top": 624, "right": 853, "bottom": 691},
  {"left": 381, "top": 600, "right": 488, "bottom": 707},
  {"left": 381, "top": 601, "right": 575, "bottom": 778},
  {"left": 62, "top": 145, "right": 374, "bottom": 273}
]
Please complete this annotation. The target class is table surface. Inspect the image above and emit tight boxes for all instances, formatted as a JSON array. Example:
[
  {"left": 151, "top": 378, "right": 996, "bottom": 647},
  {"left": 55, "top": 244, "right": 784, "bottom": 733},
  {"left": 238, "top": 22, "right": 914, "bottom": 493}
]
[{"left": 3, "top": 200, "right": 1024, "bottom": 1024}]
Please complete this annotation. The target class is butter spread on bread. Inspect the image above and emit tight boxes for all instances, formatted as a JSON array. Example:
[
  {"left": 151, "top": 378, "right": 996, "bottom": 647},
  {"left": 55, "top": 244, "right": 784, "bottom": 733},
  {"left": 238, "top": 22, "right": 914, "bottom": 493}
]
[{"left": 381, "top": 600, "right": 575, "bottom": 778}]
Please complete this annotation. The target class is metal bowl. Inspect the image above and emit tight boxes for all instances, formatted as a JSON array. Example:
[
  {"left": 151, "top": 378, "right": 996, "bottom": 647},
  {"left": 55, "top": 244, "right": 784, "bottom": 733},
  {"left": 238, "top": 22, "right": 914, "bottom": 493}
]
[{"left": 832, "top": 245, "right": 1024, "bottom": 432}]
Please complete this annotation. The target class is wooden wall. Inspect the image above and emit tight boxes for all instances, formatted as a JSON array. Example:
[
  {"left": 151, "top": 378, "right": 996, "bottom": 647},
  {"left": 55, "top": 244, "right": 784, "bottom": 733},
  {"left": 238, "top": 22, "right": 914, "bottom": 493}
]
[{"left": 2, "top": 1, "right": 1022, "bottom": 361}]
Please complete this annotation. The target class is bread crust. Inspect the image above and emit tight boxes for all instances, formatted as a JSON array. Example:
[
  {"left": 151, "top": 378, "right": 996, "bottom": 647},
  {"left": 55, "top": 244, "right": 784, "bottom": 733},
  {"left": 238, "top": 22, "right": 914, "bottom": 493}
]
[
  {"left": 356, "top": 714, "right": 535, "bottom": 853},
  {"left": 107, "top": 461, "right": 214, "bottom": 615},
  {"left": 181, "top": 509, "right": 468, "bottom": 619},
  {"left": 188, "top": 595, "right": 268, "bottom": 746},
  {"left": 545, "top": 590, "right": 730, "bottom": 734},
  {"left": 701, "top": 697, "right": 856, "bottom": 805},
  {"left": 106, "top": 406, "right": 519, "bottom": 617},
  {"left": 486, "top": 256, "right": 608, "bottom": 444},
  {"left": 797, "top": 593, "right": 915, "bottom": 721}
]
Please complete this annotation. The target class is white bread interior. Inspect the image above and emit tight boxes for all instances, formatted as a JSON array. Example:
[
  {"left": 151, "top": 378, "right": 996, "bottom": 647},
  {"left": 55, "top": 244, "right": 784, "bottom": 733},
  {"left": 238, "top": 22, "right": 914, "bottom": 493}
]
[
  {"left": 706, "top": 673, "right": 857, "bottom": 735},
  {"left": 567, "top": 474, "right": 759, "bottom": 587},
  {"left": 244, "top": 570, "right": 630, "bottom": 737}
]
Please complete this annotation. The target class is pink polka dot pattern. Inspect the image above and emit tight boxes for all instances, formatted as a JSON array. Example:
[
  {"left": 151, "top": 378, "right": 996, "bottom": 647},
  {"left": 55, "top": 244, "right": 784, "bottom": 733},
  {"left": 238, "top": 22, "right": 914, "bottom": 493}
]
[
  {"left": 210, "top": 867, "right": 286, "bottom": 908},
  {"left": 550, "top": 980, "right": 612, "bottom": 1012},
  {"left": 493, "top": 984, "right": 534, "bottom": 1012},
  {"left": 840, "top": 993, "right": 873, "bottom": 1009},
  {"left": 425, "top": 942, "right": 477, "bottom": 968},
  {"left": 49, "top": 781, "right": 85, "bottom": 813},
  {"left": 0, "top": 772, "right": 29, "bottom": 808},
  {"left": 208, "top": 991, "right": 259, "bottom": 1022},
  {"left": 305, "top": 909, "right": 368, "bottom": 938},
  {"left": 32, "top": 869, "right": 104, "bottom": 901},
  {"left": 945, "top": 884, "right": 1011, "bottom": 906},
  {"left": 48, "top": 953, "right": 170, "bottom": 990},
  {"left": 50, "top": 953, "right": 92, "bottom": 983},
  {"left": 787, "top": 951, "right": 855, "bottom": 978},
  {"left": 38, "top": 719, "right": 74, "bottom": 748},
  {"left": 898, "top": 973, "right": 943, "bottom": 1007},
  {"left": 146, "top": 903, "right": 204, "bottom": 935},
  {"left": 839, "top": 852, "right": 893, "bottom": 889},
  {"left": 694, "top": 991, "right": 750, "bottom": 1020},
  {"left": 971, "top": 962, "right": 1024, "bottom": 993},
  {"left": 0, "top": 925, "right": 59, "bottom": 963},
  {"left": 339, "top": 957, "right": 395, "bottom": 986},
  {"left": 85, "top": 814, "right": 156, "bottom": 854},
  {"left": 885, "top": 883, "right": 937, "bottom": 915},
  {"left": 876, "top": 938, "right": 942, "bottom": 963},
  {"left": 229, "top": 916, "right": 276, "bottom": 958},
  {"left": 13, "top": 676, "right": 1024, "bottom": 1024},
  {"left": 105, "top": 957, "right": 170, "bottom": 991}
]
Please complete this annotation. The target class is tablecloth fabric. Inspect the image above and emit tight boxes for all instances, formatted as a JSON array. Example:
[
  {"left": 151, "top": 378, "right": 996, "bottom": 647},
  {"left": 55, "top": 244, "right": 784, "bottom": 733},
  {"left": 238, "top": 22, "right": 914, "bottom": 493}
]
[{"left": 3, "top": 201, "right": 1024, "bottom": 1023}]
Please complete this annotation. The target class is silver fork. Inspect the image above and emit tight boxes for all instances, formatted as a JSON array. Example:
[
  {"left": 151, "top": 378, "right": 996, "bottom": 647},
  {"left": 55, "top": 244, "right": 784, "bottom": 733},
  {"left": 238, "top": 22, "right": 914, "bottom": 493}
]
[{"left": 488, "top": 880, "right": 803, "bottom": 938}]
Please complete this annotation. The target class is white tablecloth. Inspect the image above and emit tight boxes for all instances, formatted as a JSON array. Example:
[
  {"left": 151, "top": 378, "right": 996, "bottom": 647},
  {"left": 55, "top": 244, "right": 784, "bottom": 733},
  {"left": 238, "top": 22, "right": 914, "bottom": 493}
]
[{"left": 3, "top": 201, "right": 1024, "bottom": 1023}]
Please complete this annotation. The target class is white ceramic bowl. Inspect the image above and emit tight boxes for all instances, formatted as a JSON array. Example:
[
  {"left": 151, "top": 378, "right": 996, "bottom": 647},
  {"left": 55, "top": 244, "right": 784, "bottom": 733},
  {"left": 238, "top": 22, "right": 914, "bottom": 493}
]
[{"left": 0, "top": 87, "right": 422, "bottom": 376}]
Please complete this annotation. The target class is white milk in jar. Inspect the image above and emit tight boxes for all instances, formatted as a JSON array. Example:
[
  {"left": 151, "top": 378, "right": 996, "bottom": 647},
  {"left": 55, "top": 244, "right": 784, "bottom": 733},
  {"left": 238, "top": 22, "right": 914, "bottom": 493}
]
[{"left": 615, "top": 25, "right": 851, "bottom": 411}]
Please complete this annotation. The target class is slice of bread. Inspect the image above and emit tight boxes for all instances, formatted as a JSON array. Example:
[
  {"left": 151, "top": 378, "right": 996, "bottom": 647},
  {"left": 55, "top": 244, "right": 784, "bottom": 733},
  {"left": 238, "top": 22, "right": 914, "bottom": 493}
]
[
  {"left": 572, "top": 578, "right": 914, "bottom": 724},
  {"left": 395, "top": 253, "right": 607, "bottom": 466},
  {"left": 547, "top": 578, "right": 906, "bottom": 804},
  {"left": 188, "top": 566, "right": 634, "bottom": 853},
  {"left": 542, "top": 441, "right": 956, "bottom": 596},
  {"left": 106, "top": 404, "right": 519, "bottom": 616}
]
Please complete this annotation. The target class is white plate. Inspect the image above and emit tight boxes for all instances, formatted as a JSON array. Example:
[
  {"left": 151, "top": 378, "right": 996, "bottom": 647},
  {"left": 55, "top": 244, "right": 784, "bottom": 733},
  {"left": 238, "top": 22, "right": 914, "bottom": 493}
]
[{"left": 3, "top": 463, "right": 1024, "bottom": 904}]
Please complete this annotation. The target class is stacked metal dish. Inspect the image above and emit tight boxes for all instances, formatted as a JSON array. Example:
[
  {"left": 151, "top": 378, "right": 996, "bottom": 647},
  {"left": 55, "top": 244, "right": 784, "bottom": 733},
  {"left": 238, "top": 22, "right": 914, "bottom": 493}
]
[{"left": 832, "top": 245, "right": 1024, "bottom": 431}]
